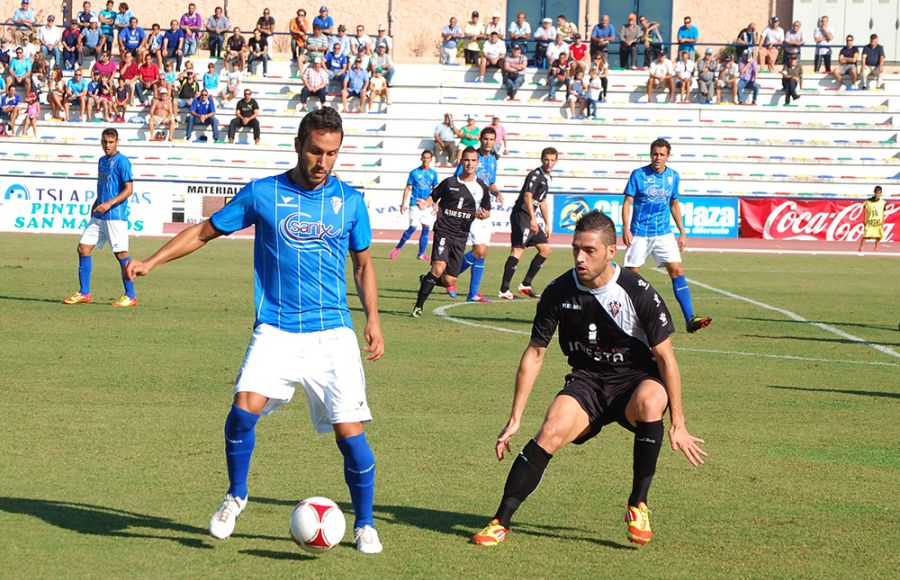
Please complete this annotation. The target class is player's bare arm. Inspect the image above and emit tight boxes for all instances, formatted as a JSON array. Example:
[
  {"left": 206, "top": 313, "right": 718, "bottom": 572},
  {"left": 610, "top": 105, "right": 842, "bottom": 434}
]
[
  {"left": 523, "top": 190, "right": 538, "bottom": 231},
  {"left": 540, "top": 199, "right": 551, "bottom": 236},
  {"left": 497, "top": 341, "right": 547, "bottom": 461},
  {"left": 400, "top": 184, "right": 411, "bottom": 214},
  {"left": 669, "top": 197, "right": 687, "bottom": 251},
  {"left": 126, "top": 219, "right": 222, "bottom": 279},
  {"left": 621, "top": 195, "right": 634, "bottom": 246},
  {"left": 651, "top": 337, "right": 707, "bottom": 466},
  {"left": 94, "top": 180, "right": 134, "bottom": 216},
  {"left": 490, "top": 183, "right": 503, "bottom": 206},
  {"left": 351, "top": 248, "right": 384, "bottom": 361}
]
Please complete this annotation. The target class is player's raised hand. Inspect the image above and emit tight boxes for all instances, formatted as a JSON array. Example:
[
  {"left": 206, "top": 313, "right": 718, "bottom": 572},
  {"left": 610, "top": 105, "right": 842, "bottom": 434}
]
[
  {"left": 496, "top": 417, "right": 520, "bottom": 461},
  {"left": 125, "top": 259, "right": 151, "bottom": 280},
  {"left": 669, "top": 422, "right": 707, "bottom": 467},
  {"left": 363, "top": 320, "right": 384, "bottom": 361}
]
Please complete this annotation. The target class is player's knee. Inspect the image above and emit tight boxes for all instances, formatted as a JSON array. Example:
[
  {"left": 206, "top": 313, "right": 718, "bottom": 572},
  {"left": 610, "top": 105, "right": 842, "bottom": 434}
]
[
  {"left": 473, "top": 246, "right": 488, "bottom": 259},
  {"left": 535, "top": 422, "right": 566, "bottom": 452},
  {"left": 77, "top": 244, "right": 93, "bottom": 256},
  {"left": 665, "top": 262, "right": 684, "bottom": 277},
  {"left": 632, "top": 388, "right": 667, "bottom": 421},
  {"left": 537, "top": 245, "right": 551, "bottom": 258}
]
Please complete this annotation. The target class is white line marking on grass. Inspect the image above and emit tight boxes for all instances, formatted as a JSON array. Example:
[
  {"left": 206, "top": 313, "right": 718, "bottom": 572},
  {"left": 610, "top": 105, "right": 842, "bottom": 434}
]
[{"left": 433, "top": 302, "right": 898, "bottom": 368}]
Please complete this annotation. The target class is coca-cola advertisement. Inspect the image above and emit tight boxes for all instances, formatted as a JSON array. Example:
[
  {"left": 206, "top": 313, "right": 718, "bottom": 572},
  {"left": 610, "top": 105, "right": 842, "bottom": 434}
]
[{"left": 740, "top": 198, "right": 898, "bottom": 242}]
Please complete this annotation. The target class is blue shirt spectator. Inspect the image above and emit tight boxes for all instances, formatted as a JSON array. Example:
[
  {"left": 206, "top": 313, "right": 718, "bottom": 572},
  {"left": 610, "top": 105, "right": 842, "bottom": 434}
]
[
  {"left": 67, "top": 76, "right": 89, "bottom": 94},
  {"left": 312, "top": 8, "right": 334, "bottom": 33},
  {"left": 120, "top": 25, "right": 145, "bottom": 51},
  {"left": 99, "top": 4, "right": 116, "bottom": 36},
  {"left": 345, "top": 66, "right": 368, "bottom": 92},
  {"left": 163, "top": 27, "right": 184, "bottom": 50},
  {"left": 324, "top": 50, "right": 348, "bottom": 73},
  {"left": 114, "top": 9, "right": 135, "bottom": 30},
  {"left": 190, "top": 95, "right": 215, "bottom": 116},
  {"left": 677, "top": 18, "right": 699, "bottom": 55},
  {"left": 9, "top": 56, "right": 31, "bottom": 77},
  {"left": 82, "top": 26, "right": 104, "bottom": 49}
]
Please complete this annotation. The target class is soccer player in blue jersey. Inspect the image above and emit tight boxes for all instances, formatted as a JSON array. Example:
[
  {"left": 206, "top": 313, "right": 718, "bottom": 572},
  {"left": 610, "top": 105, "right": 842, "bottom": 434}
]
[
  {"left": 126, "top": 108, "right": 385, "bottom": 554},
  {"left": 64, "top": 128, "right": 137, "bottom": 307},
  {"left": 621, "top": 138, "right": 711, "bottom": 333},
  {"left": 452, "top": 126, "right": 503, "bottom": 302},
  {"left": 391, "top": 150, "right": 439, "bottom": 262}
]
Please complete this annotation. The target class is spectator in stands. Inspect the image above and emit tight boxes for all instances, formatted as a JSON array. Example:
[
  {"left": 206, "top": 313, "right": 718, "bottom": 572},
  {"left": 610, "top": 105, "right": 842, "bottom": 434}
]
[
  {"left": 147, "top": 85, "right": 175, "bottom": 140},
  {"left": 533, "top": 17, "right": 556, "bottom": 68},
  {"left": 485, "top": 13, "right": 504, "bottom": 39},
  {"left": 21, "top": 90, "right": 38, "bottom": 136},
  {"left": 12, "top": 0, "right": 37, "bottom": 46},
  {"left": 477, "top": 31, "right": 506, "bottom": 83},
  {"left": 180, "top": 3, "right": 202, "bottom": 56},
  {"left": 590, "top": 14, "right": 615, "bottom": 60},
  {"left": 355, "top": 43, "right": 371, "bottom": 72},
  {"left": 118, "top": 17, "right": 145, "bottom": 60},
  {"left": 289, "top": 9, "right": 308, "bottom": 64},
  {"left": 781, "top": 52, "right": 802, "bottom": 104},
  {"left": 341, "top": 57, "right": 369, "bottom": 113},
  {"left": 77, "top": 1, "right": 98, "bottom": 31},
  {"left": 458, "top": 116, "right": 479, "bottom": 158},
  {"left": 735, "top": 22, "right": 759, "bottom": 61},
  {"left": 1, "top": 38, "right": 12, "bottom": 67},
  {"left": 374, "top": 24, "right": 392, "bottom": 54},
  {"left": 832, "top": 35, "right": 858, "bottom": 90},
  {"left": 356, "top": 25, "right": 373, "bottom": 55},
  {"left": 371, "top": 44, "right": 394, "bottom": 85},
  {"left": 219, "top": 59, "right": 241, "bottom": 102},
  {"left": 228, "top": 88, "right": 260, "bottom": 144},
  {"left": 331, "top": 25, "right": 353, "bottom": 57},
  {"left": 312, "top": 6, "right": 334, "bottom": 35},
  {"left": 545, "top": 35, "right": 568, "bottom": 72},
  {"left": 225, "top": 27, "right": 247, "bottom": 71},
  {"left": 99, "top": 1, "right": 116, "bottom": 41},
  {"left": 677, "top": 16, "right": 699, "bottom": 57},
  {"left": 163, "top": 19, "right": 185, "bottom": 71},
  {"left": 569, "top": 33, "right": 589, "bottom": 74},
  {"left": 118, "top": 50, "right": 138, "bottom": 101},
  {"left": 248, "top": 29, "right": 270, "bottom": 76},
  {"left": 300, "top": 57, "right": 328, "bottom": 111},
  {"left": 114, "top": 3, "right": 136, "bottom": 38},
  {"left": 255, "top": 8, "right": 275, "bottom": 40},
  {"left": 203, "top": 61, "right": 218, "bottom": 92},
  {"left": 585, "top": 69, "right": 603, "bottom": 115},
  {"left": 566, "top": 70, "right": 587, "bottom": 118},
  {"left": 440, "top": 17, "right": 462, "bottom": 65},
  {"left": 81, "top": 20, "right": 107, "bottom": 62},
  {"left": 134, "top": 53, "right": 159, "bottom": 105},
  {"left": 6, "top": 46, "right": 32, "bottom": 95},
  {"left": 760, "top": 17, "right": 784, "bottom": 73},
  {"left": 639, "top": 15, "right": 663, "bottom": 67},
  {"left": 64, "top": 69, "right": 88, "bottom": 121},
  {"left": 813, "top": 16, "right": 833, "bottom": 73},
  {"left": 113, "top": 76, "right": 127, "bottom": 120},
  {"left": 367, "top": 67, "right": 389, "bottom": 111},
  {"left": 508, "top": 12, "right": 531, "bottom": 54},
  {"left": 174, "top": 68, "right": 198, "bottom": 108},
  {"left": 323, "top": 41, "right": 348, "bottom": 84},
  {"left": 619, "top": 13, "right": 641, "bottom": 69},
  {"left": 47, "top": 65, "right": 65, "bottom": 119},
  {"left": 186, "top": 89, "right": 219, "bottom": 141},
  {"left": 433, "top": 113, "right": 459, "bottom": 166},
  {"left": 207, "top": 6, "right": 229, "bottom": 59},
  {"left": 546, "top": 52, "right": 570, "bottom": 101},
  {"left": 92, "top": 50, "right": 116, "bottom": 77},
  {"left": 464, "top": 11, "right": 485, "bottom": 66},
  {"left": 0, "top": 86, "right": 20, "bottom": 134},
  {"left": 489, "top": 115, "right": 508, "bottom": 156},
  {"left": 556, "top": 15, "right": 575, "bottom": 42},
  {"left": 674, "top": 50, "right": 694, "bottom": 102},
  {"left": 306, "top": 25, "right": 329, "bottom": 63},
  {"left": 696, "top": 48, "right": 717, "bottom": 103},
  {"left": 502, "top": 44, "right": 527, "bottom": 100},
  {"left": 29, "top": 51, "right": 47, "bottom": 93},
  {"left": 590, "top": 53, "right": 609, "bottom": 100},
  {"left": 646, "top": 50, "right": 674, "bottom": 103},
  {"left": 144, "top": 22, "right": 164, "bottom": 68},
  {"left": 39, "top": 15, "right": 62, "bottom": 68},
  {"left": 783, "top": 21, "right": 803, "bottom": 62},
  {"left": 860, "top": 34, "right": 885, "bottom": 90},
  {"left": 737, "top": 50, "right": 759, "bottom": 104}
]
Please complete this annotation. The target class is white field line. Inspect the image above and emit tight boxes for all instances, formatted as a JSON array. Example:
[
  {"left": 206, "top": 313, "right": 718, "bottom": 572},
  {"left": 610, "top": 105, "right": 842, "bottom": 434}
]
[{"left": 432, "top": 302, "right": 899, "bottom": 368}]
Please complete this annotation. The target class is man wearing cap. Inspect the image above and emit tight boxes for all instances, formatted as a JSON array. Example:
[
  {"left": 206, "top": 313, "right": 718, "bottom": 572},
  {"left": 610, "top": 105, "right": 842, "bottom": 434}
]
[
  {"left": 780, "top": 52, "right": 802, "bottom": 105},
  {"left": 300, "top": 57, "right": 329, "bottom": 111},
  {"left": 12, "top": 0, "right": 36, "bottom": 46},
  {"left": 370, "top": 43, "right": 394, "bottom": 85},
  {"left": 313, "top": 6, "right": 334, "bottom": 36},
  {"left": 39, "top": 15, "right": 63, "bottom": 68},
  {"left": 485, "top": 13, "right": 504, "bottom": 39},
  {"left": 715, "top": 53, "right": 739, "bottom": 104},
  {"left": 590, "top": 14, "right": 615, "bottom": 60},
  {"left": 502, "top": 45, "right": 527, "bottom": 100},
  {"left": 477, "top": 31, "right": 506, "bottom": 82},
  {"left": 227, "top": 88, "right": 260, "bottom": 144},
  {"left": 507, "top": 11, "right": 531, "bottom": 55},
  {"left": 440, "top": 17, "right": 463, "bottom": 65},
  {"left": 760, "top": 17, "right": 784, "bottom": 73},
  {"left": 341, "top": 57, "right": 369, "bottom": 113},
  {"left": 186, "top": 89, "right": 219, "bottom": 141},
  {"left": 225, "top": 27, "right": 248, "bottom": 71},
  {"left": 148, "top": 85, "right": 176, "bottom": 141},
  {"left": 696, "top": 48, "right": 717, "bottom": 103},
  {"left": 61, "top": 20, "right": 83, "bottom": 70},
  {"left": 464, "top": 11, "right": 485, "bottom": 66},
  {"left": 676, "top": 16, "right": 699, "bottom": 57},
  {"left": 7, "top": 46, "right": 32, "bottom": 95},
  {"left": 533, "top": 17, "right": 556, "bottom": 68}
]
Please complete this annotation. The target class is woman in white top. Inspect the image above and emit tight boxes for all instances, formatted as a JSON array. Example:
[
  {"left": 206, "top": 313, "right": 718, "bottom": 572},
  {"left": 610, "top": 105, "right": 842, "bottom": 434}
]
[
  {"left": 674, "top": 50, "right": 695, "bottom": 102},
  {"left": 813, "top": 15, "right": 833, "bottom": 72},
  {"left": 590, "top": 53, "right": 609, "bottom": 101}
]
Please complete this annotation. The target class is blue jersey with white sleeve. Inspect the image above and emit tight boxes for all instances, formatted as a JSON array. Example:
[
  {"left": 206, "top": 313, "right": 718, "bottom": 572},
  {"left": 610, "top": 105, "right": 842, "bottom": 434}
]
[
  {"left": 624, "top": 165, "right": 680, "bottom": 237},
  {"left": 210, "top": 172, "right": 372, "bottom": 333},
  {"left": 406, "top": 167, "right": 439, "bottom": 206},
  {"left": 96, "top": 152, "right": 133, "bottom": 221},
  {"left": 455, "top": 151, "right": 497, "bottom": 187}
]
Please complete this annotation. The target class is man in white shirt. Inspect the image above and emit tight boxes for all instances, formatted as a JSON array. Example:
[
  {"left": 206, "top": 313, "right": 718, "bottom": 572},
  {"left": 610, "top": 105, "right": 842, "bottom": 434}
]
[
  {"left": 544, "top": 35, "right": 568, "bottom": 71},
  {"left": 760, "top": 16, "right": 784, "bottom": 72},
  {"left": 647, "top": 51, "right": 675, "bottom": 103},
  {"left": 478, "top": 31, "right": 506, "bottom": 82},
  {"left": 38, "top": 15, "right": 62, "bottom": 67},
  {"left": 507, "top": 11, "right": 531, "bottom": 54},
  {"left": 533, "top": 17, "right": 556, "bottom": 68}
]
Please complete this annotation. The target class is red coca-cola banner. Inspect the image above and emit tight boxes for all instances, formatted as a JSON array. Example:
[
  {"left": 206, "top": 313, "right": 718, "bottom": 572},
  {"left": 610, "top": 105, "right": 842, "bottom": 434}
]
[{"left": 740, "top": 198, "right": 898, "bottom": 241}]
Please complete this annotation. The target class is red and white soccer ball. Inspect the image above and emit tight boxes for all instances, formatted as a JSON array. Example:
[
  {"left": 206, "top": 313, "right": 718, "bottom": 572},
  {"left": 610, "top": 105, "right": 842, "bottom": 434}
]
[{"left": 289, "top": 497, "right": 346, "bottom": 553}]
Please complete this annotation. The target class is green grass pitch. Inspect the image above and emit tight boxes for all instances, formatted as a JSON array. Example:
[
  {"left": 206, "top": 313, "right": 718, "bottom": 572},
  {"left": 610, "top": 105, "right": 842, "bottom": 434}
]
[{"left": 0, "top": 232, "right": 897, "bottom": 577}]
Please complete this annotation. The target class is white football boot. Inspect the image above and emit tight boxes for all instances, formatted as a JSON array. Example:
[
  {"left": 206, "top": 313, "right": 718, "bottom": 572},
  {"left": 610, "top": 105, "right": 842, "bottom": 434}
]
[
  {"left": 354, "top": 525, "right": 383, "bottom": 554},
  {"left": 209, "top": 493, "right": 247, "bottom": 539}
]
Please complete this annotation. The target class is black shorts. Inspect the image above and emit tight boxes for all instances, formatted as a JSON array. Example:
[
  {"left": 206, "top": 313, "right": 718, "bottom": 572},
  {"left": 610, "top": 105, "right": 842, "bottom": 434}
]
[
  {"left": 510, "top": 211, "right": 548, "bottom": 248},
  {"left": 558, "top": 368, "right": 663, "bottom": 445},
  {"left": 431, "top": 230, "right": 467, "bottom": 277}
]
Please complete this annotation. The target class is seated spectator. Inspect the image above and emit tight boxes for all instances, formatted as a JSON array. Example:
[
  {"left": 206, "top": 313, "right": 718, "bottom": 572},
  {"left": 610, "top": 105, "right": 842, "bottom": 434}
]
[
  {"left": 174, "top": 69, "right": 199, "bottom": 108},
  {"left": 323, "top": 41, "right": 348, "bottom": 83},
  {"left": 299, "top": 57, "right": 328, "bottom": 111},
  {"left": 289, "top": 9, "right": 308, "bottom": 64},
  {"left": 832, "top": 35, "right": 858, "bottom": 90},
  {"left": 556, "top": 15, "right": 575, "bottom": 42},
  {"left": 255, "top": 7, "right": 275, "bottom": 39},
  {"left": 566, "top": 70, "right": 587, "bottom": 118},
  {"left": 154, "top": 70, "right": 171, "bottom": 100},
  {"left": 759, "top": 17, "right": 783, "bottom": 73},
  {"left": 180, "top": 3, "right": 203, "bottom": 56},
  {"left": 544, "top": 36, "right": 568, "bottom": 71},
  {"left": 489, "top": 114, "right": 507, "bottom": 156},
  {"left": 440, "top": 17, "right": 462, "bottom": 65},
  {"left": 163, "top": 61, "right": 177, "bottom": 85},
  {"left": 585, "top": 69, "right": 604, "bottom": 116},
  {"left": 464, "top": 11, "right": 485, "bottom": 66},
  {"left": 355, "top": 44, "right": 371, "bottom": 73},
  {"left": 113, "top": 76, "right": 128, "bottom": 120},
  {"left": 38, "top": 15, "right": 62, "bottom": 68},
  {"left": 47, "top": 65, "right": 65, "bottom": 120},
  {"left": 61, "top": 20, "right": 83, "bottom": 71},
  {"left": 6, "top": 46, "right": 32, "bottom": 95},
  {"left": 118, "top": 17, "right": 146, "bottom": 60},
  {"left": 646, "top": 50, "right": 675, "bottom": 103},
  {"left": 219, "top": 59, "right": 242, "bottom": 102},
  {"left": 370, "top": 44, "right": 394, "bottom": 85},
  {"left": 203, "top": 62, "right": 219, "bottom": 93},
  {"left": 113, "top": 2, "right": 136, "bottom": 39},
  {"left": 547, "top": 53, "right": 570, "bottom": 101},
  {"left": 735, "top": 22, "right": 759, "bottom": 61},
  {"left": 76, "top": 1, "right": 98, "bottom": 31},
  {"left": 163, "top": 19, "right": 185, "bottom": 71},
  {"left": 367, "top": 67, "right": 389, "bottom": 111},
  {"left": 507, "top": 11, "right": 530, "bottom": 54},
  {"left": 780, "top": 53, "right": 802, "bottom": 105},
  {"left": 312, "top": 5, "right": 334, "bottom": 36},
  {"left": 248, "top": 29, "right": 269, "bottom": 76},
  {"left": 674, "top": 50, "right": 695, "bottom": 103},
  {"left": 860, "top": 34, "right": 885, "bottom": 90},
  {"left": 737, "top": 51, "right": 760, "bottom": 104},
  {"left": 207, "top": 6, "right": 229, "bottom": 59},
  {"left": 477, "top": 31, "right": 506, "bottom": 82},
  {"left": 533, "top": 17, "right": 556, "bottom": 68},
  {"left": 569, "top": 33, "right": 589, "bottom": 73},
  {"left": 341, "top": 57, "right": 369, "bottom": 113},
  {"left": 619, "top": 13, "right": 641, "bottom": 69},
  {"left": 374, "top": 24, "right": 392, "bottom": 54},
  {"left": 433, "top": 113, "right": 460, "bottom": 166},
  {"left": 330, "top": 24, "right": 353, "bottom": 57},
  {"left": 21, "top": 89, "right": 38, "bottom": 136},
  {"left": 96, "top": 72, "right": 114, "bottom": 121},
  {"left": 92, "top": 50, "right": 116, "bottom": 77},
  {"left": 63, "top": 69, "right": 89, "bottom": 121},
  {"left": 813, "top": 16, "right": 833, "bottom": 73},
  {"left": 134, "top": 53, "right": 159, "bottom": 105},
  {"left": 696, "top": 48, "right": 717, "bottom": 103},
  {"left": 640, "top": 15, "right": 664, "bottom": 67},
  {"left": 715, "top": 54, "right": 739, "bottom": 104},
  {"left": 227, "top": 88, "right": 260, "bottom": 144},
  {"left": 225, "top": 28, "right": 247, "bottom": 71},
  {"left": 148, "top": 85, "right": 176, "bottom": 140},
  {"left": 0, "top": 86, "right": 20, "bottom": 134},
  {"left": 186, "top": 89, "right": 219, "bottom": 141},
  {"left": 12, "top": 0, "right": 36, "bottom": 47},
  {"left": 117, "top": 50, "right": 139, "bottom": 102},
  {"left": 306, "top": 26, "right": 329, "bottom": 63},
  {"left": 783, "top": 21, "right": 803, "bottom": 61},
  {"left": 1, "top": 38, "right": 13, "bottom": 67},
  {"left": 145, "top": 23, "right": 165, "bottom": 68},
  {"left": 502, "top": 44, "right": 527, "bottom": 100},
  {"left": 590, "top": 53, "right": 609, "bottom": 101}
]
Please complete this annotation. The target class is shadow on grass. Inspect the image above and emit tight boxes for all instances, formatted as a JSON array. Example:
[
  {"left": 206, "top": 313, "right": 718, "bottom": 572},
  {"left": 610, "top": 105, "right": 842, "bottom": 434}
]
[
  {"left": 239, "top": 548, "right": 316, "bottom": 561},
  {"left": 738, "top": 316, "right": 898, "bottom": 331},
  {"left": 0, "top": 497, "right": 213, "bottom": 549},
  {"left": 743, "top": 334, "right": 900, "bottom": 347},
  {"left": 252, "top": 497, "right": 632, "bottom": 550},
  {"left": 770, "top": 385, "right": 900, "bottom": 399},
  {"left": 0, "top": 294, "right": 70, "bottom": 304}
]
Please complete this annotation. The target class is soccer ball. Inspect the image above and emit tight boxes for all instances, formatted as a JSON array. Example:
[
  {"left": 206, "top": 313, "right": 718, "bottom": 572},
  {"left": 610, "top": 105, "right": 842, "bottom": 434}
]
[{"left": 289, "top": 497, "right": 346, "bottom": 553}]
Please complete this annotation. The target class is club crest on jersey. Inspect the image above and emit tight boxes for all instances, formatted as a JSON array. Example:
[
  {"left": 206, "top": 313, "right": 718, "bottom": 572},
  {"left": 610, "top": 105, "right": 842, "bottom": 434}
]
[
  {"left": 331, "top": 196, "right": 343, "bottom": 214},
  {"left": 279, "top": 212, "right": 341, "bottom": 251},
  {"left": 607, "top": 301, "right": 621, "bottom": 317},
  {"left": 659, "top": 312, "right": 668, "bottom": 326}
]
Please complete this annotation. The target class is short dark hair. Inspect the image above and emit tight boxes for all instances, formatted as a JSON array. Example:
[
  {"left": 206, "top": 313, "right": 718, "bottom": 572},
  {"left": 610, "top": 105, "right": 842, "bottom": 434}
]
[
  {"left": 874, "top": 186, "right": 882, "bottom": 193},
  {"left": 650, "top": 137, "right": 671, "bottom": 154},
  {"left": 574, "top": 210, "right": 616, "bottom": 246},
  {"left": 461, "top": 146, "right": 478, "bottom": 159},
  {"left": 297, "top": 108, "right": 344, "bottom": 147},
  {"left": 541, "top": 146, "right": 558, "bottom": 158},
  {"left": 480, "top": 127, "right": 496, "bottom": 138},
  {"left": 421, "top": 149, "right": 433, "bottom": 157},
  {"left": 101, "top": 128, "right": 119, "bottom": 140}
]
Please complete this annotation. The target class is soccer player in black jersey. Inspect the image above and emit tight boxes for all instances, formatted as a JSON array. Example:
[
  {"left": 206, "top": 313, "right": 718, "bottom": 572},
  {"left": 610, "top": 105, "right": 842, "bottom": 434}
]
[
  {"left": 498, "top": 147, "right": 557, "bottom": 300},
  {"left": 473, "top": 210, "right": 707, "bottom": 547},
  {"left": 412, "top": 147, "right": 492, "bottom": 317}
]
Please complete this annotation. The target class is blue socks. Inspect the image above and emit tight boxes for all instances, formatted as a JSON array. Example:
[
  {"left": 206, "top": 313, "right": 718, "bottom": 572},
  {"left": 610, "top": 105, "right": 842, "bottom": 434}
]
[
  {"left": 671, "top": 275, "right": 695, "bottom": 322},
  {"left": 78, "top": 255, "right": 92, "bottom": 294},
  {"left": 224, "top": 404, "right": 260, "bottom": 500},
  {"left": 468, "top": 257, "right": 486, "bottom": 299},
  {"left": 396, "top": 225, "right": 416, "bottom": 250},
  {"left": 118, "top": 257, "right": 135, "bottom": 299},
  {"left": 458, "top": 251, "right": 476, "bottom": 275},
  {"left": 336, "top": 433, "right": 376, "bottom": 529},
  {"left": 418, "top": 226, "right": 430, "bottom": 256}
]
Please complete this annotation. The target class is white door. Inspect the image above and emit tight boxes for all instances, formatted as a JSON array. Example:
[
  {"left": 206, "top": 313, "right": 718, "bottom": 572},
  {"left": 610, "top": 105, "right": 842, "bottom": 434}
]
[{"left": 870, "top": 0, "right": 897, "bottom": 61}]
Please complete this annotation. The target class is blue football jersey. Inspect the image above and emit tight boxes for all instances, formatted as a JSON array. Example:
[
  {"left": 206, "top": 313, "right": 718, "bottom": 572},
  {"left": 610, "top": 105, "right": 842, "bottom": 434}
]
[
  {"left": 210, "top": 172, "right": 372, "bottom": 333},
  {"left": 455, "top": 151, "right": 497, "bottom": 187},
  {"left": 406, "top": 167, "right": 439, "bottom": 205},
  {"left": 624, "top": 165, "right": 680, "bottom": 237},
  {"left": 96, "top": 152, "right": 133, "bottom": 221}
]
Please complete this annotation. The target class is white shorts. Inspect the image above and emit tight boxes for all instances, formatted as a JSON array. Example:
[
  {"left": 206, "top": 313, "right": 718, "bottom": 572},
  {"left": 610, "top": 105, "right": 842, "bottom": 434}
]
[
  {"left": 235, "top": 324, "right": 372, "bottom": 433},
  {"left": 623, "top": 233, "right": 682, "bottom": 268},
  {"left": 79, "top": 217, "right": 129, "bottom": 252},
  {"left": 468, "top": 217, "right": 493, "bottom": 246},
  {"left": 408, "top": 205, "right": 436, "bottom": 228}
]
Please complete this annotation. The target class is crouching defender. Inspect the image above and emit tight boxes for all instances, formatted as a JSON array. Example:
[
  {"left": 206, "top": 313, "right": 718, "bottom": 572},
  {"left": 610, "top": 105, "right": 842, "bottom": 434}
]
[{"left": 473, "top": 210, "right": 706, "bottom": 547}]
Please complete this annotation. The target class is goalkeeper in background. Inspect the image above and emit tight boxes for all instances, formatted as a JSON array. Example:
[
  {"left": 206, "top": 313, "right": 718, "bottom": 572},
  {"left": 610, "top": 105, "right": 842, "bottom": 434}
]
[{"left": 858, "top": 186, "right": 886, "bottom": 253}]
